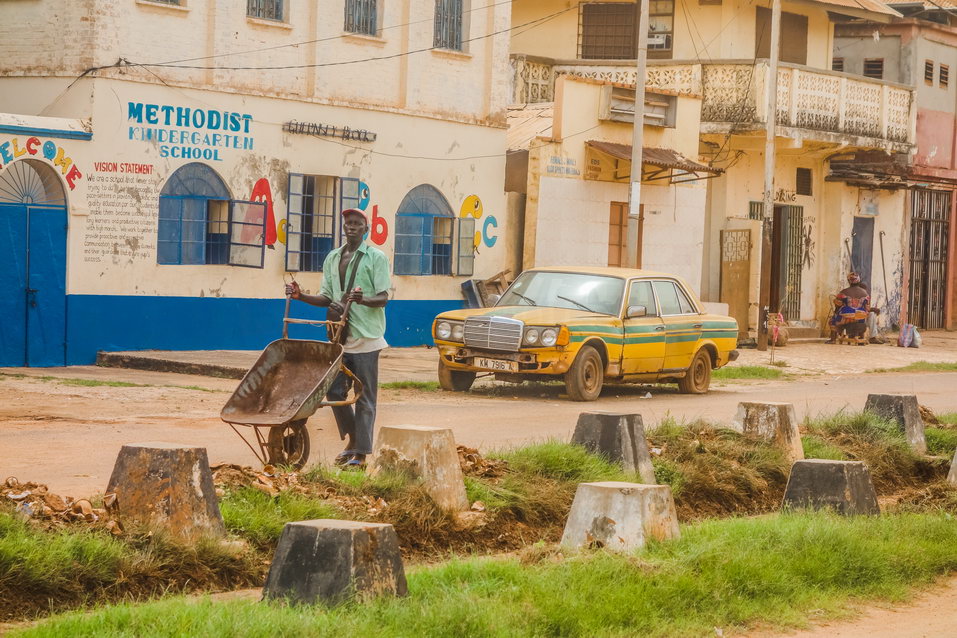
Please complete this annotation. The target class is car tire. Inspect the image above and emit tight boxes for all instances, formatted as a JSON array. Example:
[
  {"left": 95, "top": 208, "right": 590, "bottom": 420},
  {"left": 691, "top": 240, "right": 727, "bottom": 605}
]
[
  {"left": 438, "top": 359, "right": 476, "bottom": 392},
  {"left": 678, "top": 349, "right": 712, "bottom": 394},
  {"left": 565, "top": 345, "right": 604, "bottom": 402}
]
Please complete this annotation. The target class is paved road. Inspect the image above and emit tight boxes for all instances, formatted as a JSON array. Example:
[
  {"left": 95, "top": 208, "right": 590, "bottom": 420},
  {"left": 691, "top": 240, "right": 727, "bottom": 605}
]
[{"left": 1, "top": 365, "right": 955, "bottom": 498}]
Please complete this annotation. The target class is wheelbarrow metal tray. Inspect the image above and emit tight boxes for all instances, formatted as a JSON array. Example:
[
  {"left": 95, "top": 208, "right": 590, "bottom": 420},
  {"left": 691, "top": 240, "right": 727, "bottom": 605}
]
[{"left": 221, "top": 339, "right": 343, "bottom": 426}]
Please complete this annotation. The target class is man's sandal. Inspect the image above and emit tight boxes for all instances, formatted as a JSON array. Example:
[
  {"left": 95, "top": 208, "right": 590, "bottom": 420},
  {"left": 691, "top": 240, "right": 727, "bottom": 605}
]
[
  {"left": 334, "top": 451, "right": 354, "bottom": 466},
  {"left": 344, "top": 454, "right": 367, "bottom": 470}
]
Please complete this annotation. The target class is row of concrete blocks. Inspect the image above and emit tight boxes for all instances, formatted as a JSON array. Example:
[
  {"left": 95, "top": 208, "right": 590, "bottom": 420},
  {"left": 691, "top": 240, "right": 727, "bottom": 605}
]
[{"left": 103, "top": 392, "right": 946, "bottom": 606}]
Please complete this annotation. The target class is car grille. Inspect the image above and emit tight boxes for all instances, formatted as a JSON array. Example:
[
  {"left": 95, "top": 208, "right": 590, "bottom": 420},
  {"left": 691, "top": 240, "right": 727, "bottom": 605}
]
[{"left": 463, "top": 316, "right": 524, "bottom": 352}]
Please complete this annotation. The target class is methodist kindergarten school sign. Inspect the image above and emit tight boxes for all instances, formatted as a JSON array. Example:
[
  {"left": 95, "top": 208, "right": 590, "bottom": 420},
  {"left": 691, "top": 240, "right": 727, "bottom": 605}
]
[{"left": 126, "top": 101, "right": 255, "bottom": 161}]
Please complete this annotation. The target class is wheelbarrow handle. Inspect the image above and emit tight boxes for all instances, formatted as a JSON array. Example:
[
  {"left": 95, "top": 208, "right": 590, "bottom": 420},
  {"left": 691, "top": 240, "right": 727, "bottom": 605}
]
[
  {"left": 283, "top": 293, "right": 291, "bottom": 339},
  {"left": 317, "top": 363, "right": 365, "bottom": 408}
]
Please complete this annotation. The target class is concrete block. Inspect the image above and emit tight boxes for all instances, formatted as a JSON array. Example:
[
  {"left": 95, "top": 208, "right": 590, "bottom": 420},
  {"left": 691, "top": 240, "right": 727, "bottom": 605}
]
[
  {"left": 572, "top": 412, "right": 656, "bottom": 483},
  {"left": 782, "top": 459, "right": 880, "bottom": 516},
  {"left": 948, "top": 449, "right": 957, "bottom": 485},
  {"left": 864, "top": 393, "right": 927, "bottom": 453},
  {"left": 106, "top": 442, "right": 225, "bottom": 540},
  {"left": 732, "top": 402, "right": 804, "bottom": 463},
  {"left": 370, "top": 425, "right": 468, "bottom": 511},
  {"left": 561, "top": 482, "right": 680, "bottom": 551},
  {"left": 263, "top": 519, "right": 407, "bottom": 604}
]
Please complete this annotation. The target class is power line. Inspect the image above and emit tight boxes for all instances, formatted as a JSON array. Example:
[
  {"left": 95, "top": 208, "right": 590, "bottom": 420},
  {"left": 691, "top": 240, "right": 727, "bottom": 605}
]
[
  {"left": 150, "top": 0, "right": 516, "bottom": 66},
  {"left": 136, "top": 5, "right": 576, "bottom": 71}
]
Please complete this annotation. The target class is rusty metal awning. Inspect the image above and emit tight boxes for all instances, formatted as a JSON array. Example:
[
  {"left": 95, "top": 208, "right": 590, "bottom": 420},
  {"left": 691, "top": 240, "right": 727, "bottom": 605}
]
[{"left": 585, "top": 140, "right": 722, "bottom": 184}]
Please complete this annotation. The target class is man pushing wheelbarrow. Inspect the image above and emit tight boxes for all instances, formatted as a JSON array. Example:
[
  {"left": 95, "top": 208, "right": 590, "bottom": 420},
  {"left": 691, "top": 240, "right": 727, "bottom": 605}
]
[{"left": 284, "top": 208, "right": 392, "bottom": 469}]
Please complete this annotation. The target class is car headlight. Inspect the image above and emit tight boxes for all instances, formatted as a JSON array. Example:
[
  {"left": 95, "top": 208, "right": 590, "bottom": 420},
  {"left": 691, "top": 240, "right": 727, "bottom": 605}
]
[
  {"left": 451, "top": 323, "right": 464, "bottom": 341},
  {"left": 523, "top": 328, "right": 540, "bottom": 345},
  {"left": 436, "top": 321, "right": 452, "bottom": 339},
  {"left": 540, "top": 328, "right": 558, "bottom": 347}
]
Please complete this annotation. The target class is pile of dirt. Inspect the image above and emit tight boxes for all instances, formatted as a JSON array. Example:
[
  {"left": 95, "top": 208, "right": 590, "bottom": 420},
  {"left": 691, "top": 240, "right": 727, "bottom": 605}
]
[
  {"left": 210, "top": 463, "right": 312, "bottom": 497},
  {"left": 1, "top": 476, "right": 122, "bottom": 535}
]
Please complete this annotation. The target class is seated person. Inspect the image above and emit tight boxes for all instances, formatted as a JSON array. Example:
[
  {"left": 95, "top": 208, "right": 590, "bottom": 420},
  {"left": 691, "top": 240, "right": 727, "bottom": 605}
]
[{"left": 828, "top": 276, "right": 870, "bottom": 343}]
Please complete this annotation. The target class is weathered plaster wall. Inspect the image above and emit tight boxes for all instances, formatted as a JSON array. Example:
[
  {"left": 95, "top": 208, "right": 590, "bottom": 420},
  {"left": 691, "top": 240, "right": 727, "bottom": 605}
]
[{"left": 0, "top": 0, "right": 510, "bottom": 127}]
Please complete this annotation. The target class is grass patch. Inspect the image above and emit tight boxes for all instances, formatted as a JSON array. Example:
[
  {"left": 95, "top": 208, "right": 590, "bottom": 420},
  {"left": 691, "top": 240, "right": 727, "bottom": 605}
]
[
  {"left": 647, "top": 419, "right": 789, "bottom": 519},
  {"left": 16, "top": 512, "right": 957, "bottom": 638},
  {"left": 802, "top": 410, "right": 945, "bottom": 491},
  {"left": 712, "top": 365, "right": 785, "bottom": 380},
  {"left": 0, "top": 372, "right": 222, "bottom": 393},
  {"left": 868, "top": 361, "right": 957, "bottom": 373},
  {"left": 379, "top": 380, "right": 439, "bottom": 391},
  {"left": 801, "top": 435, "right": 848, "bottom": 460},
  {"left": 938, "top": 412, "right": 957, "bottom": 426},
  {"left": 493, "top": 440, "right": 633, "bottom": 483},
  {"left": 0, "top": 511, "right": 260, "bottom": 622},
  {"left": 925, "top": 428, "right": 957, "bottom": 457},
  {"left": 219, "top": 487, "right": 341, "bottom": 549}
]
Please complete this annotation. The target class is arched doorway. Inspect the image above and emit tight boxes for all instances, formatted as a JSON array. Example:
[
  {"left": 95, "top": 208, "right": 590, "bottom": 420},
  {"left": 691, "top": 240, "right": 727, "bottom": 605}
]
[{"left": 0, "top": 159, "right": 69, "bottom": 366}]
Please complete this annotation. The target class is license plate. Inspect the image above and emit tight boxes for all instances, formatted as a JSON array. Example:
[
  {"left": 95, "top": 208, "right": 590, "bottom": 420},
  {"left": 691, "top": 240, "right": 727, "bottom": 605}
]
[{"left": 475, "top": 357, "right": 517, "bottom": 372}]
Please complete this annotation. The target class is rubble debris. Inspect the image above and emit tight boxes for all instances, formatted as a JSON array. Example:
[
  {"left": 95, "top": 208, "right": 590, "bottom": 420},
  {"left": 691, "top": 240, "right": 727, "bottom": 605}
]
[
  {"left": 919, "top": 405, "right": 940, "bottom": 426},
  {"left": 1, "top": 476, "right": 123, "bottom": 533},
  {"left": 457, "top": 445, "right": 507, "bottom": 478}
]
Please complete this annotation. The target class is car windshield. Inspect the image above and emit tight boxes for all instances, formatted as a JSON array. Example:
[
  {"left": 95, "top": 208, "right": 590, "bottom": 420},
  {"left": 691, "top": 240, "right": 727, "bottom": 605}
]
[{"left": 498, "top": 271, "right": 625, "bottom": 316}]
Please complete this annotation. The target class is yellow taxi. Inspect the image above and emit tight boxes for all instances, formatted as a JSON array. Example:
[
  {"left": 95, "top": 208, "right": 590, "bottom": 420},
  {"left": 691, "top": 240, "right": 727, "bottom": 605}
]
[{"left": 432, "top": 267, "right": 739, "bottom": 401}]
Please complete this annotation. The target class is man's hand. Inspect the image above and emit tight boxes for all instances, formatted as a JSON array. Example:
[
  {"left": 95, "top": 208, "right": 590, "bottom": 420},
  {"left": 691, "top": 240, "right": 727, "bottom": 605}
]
[
  {"left": 345, "top": 286, "right": 364, "bottom": 305},
  {"left": 285, "top": 281, "right": 302, "bottom": 300}
]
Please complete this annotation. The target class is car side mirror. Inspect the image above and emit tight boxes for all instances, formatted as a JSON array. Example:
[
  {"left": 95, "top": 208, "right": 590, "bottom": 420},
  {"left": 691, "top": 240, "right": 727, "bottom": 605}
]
[
  {"left": 626, "top": 304, "right": 647, "bottom": 319},
  {"left": 487, "top": 293, "right": 501, "bottom": 306}
]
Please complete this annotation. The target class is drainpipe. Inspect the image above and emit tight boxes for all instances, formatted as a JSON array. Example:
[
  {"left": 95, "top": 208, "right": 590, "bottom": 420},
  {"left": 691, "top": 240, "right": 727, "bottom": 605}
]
[
  {"left": 626, "top": 0, "right": 650, "bottom": 269},
  {"left": 757, "top": 0, "right": 781, "bottom": 351}
]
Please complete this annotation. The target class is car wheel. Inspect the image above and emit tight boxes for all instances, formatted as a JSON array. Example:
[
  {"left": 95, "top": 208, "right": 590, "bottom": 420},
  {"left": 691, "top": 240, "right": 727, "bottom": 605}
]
[
  {"left": 565, "top": 345, "right": 604, "bottom": 401},
  {"left": 267, "top": 419, "right": 310, "bottom": 469},
  {"left": 678, "top": 349, "right": 712, "bottom": 394},
  {"left": 438, "top": 359, "right": 476, "bottom": 392}
]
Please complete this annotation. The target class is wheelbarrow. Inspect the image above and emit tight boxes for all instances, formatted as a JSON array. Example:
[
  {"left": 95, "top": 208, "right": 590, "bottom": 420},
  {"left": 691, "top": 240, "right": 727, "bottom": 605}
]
[{"left": 220, "top": 295, "right": 363, "bottom": 469}]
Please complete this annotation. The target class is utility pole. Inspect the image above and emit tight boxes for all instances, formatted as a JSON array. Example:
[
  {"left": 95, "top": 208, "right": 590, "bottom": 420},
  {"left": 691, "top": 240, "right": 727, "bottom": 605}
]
[
  {"left": 757, "top": 0, "right": 781, "bottom": 351},
  {"left": 626, "top": 0, "right": 650, "bottom": 269}
]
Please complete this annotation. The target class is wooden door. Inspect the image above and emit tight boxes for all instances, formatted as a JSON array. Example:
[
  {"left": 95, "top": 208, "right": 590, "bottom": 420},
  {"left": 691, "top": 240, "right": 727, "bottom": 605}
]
[
  {"left": 608, "top": 202, "right": 643, "bottom": 267},
  {"left": 720, "top": 229, "right": 751, "bottom": 338}
]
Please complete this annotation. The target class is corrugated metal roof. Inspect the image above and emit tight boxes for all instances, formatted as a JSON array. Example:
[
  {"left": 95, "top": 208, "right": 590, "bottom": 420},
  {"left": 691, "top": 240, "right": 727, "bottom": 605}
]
[
  {"left": 506, "top": 103, "right": 554, "bottom": 151},
  {"left": 586, "top": 140, "right": 722, "bottom": 175},
  {"left": 889, "top": 0, "right": 957, "bottom": 9},
  {"left": 812, "top": 0, "right": 902, "bottom": 17}
]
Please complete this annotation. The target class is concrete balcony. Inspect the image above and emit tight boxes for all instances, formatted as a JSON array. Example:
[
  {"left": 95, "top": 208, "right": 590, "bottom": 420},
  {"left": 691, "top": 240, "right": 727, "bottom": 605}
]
[{"left": 510, "top": 55, "right": 915, "bottom": 151}]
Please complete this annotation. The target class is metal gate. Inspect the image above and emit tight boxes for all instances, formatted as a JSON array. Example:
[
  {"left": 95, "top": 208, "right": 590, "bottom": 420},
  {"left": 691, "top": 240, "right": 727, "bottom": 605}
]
[
  {"left": 777, "top": 205, "right": 804, "bottom": 321},
  {"left": 908, "top": 189, "right": 951, "bottom": 329}
]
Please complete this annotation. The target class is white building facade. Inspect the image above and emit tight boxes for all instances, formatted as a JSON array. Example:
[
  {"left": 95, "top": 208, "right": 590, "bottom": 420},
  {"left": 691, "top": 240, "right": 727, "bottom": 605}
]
[{"left": 0, "top": 0, "right": 512, "bottom": 366}]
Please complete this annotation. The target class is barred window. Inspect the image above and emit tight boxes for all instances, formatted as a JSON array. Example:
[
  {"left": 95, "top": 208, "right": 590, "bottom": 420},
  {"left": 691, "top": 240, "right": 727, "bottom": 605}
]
[
  {"left": 832, "top": 57, "right": 844, "bottom": 72},
  {"left": 579, "top": 3, "right": 637, "bottom": 59},
  {"left": 863, "top": 58, "right": 884, "bottom": 80},
  {"left": 925, "top": 60, "right": 935, "bottom": 85},
  {"left": 247, "top": 0, "right": 284, "bottom": 21},
  {"left": 346, "top": 0, "right": 378, "bottom": 36},
  {"left": 940, "top": 64, "right": 949, "bottom": 88},
  {"left": 434, "top": 0, "right": 465, "bottom": 51}
]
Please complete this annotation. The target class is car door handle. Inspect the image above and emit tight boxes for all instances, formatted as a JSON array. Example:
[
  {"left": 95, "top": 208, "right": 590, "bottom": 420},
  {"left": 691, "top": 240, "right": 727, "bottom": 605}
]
[
  {"left": 693, "top": 323, "right": 703, "bottom": 329},
  {"left": 654, "top": 326, "right": 665, "bottom": 331}
]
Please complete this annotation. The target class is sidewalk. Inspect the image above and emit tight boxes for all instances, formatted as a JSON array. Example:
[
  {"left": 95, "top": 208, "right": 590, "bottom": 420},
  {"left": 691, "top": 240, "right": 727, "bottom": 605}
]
[
  {"left": 96, "top": 346, "right": 439, "bottom": 383},
  {"left": 92, "top": 331, "right": 957, "bottom": 382},
  {"left": 734, "top": 330, "right": 957, "bottom": 376}
]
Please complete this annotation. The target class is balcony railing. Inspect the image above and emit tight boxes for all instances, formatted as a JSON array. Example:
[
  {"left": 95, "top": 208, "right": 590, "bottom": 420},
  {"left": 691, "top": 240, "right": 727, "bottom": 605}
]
[{"left": 510, "top": 55, "right": 914, "bottom": 147}]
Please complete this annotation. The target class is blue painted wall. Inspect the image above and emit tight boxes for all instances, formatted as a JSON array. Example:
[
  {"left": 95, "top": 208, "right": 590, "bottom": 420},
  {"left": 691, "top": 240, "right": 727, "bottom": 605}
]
[{"left": 65, "top": 294, "right": 463, "bottom": 365}]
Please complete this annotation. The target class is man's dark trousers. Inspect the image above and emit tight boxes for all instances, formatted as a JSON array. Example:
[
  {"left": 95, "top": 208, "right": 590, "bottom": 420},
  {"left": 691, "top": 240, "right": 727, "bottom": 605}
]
[{"left": 326, "top": 349, "right": 380, "bottom": 455}]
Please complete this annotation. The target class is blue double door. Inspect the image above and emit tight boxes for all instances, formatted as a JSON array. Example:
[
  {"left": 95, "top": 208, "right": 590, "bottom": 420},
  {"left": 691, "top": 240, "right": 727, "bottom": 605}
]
[{"left": 0, "top": 204, "right": 68, "bottom": 367}]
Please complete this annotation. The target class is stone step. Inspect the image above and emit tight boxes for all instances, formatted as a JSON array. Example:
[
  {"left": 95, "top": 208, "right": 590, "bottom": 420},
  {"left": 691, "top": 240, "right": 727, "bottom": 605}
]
[{"left": 97, "top": 351, "right": 248, "bottom": 379}]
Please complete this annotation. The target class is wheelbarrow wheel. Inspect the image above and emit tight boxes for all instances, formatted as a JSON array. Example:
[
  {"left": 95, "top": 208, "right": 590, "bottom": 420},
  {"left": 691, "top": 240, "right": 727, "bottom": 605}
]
[{"left": 267, "top": 419, "right": 311, "bottom": 469}]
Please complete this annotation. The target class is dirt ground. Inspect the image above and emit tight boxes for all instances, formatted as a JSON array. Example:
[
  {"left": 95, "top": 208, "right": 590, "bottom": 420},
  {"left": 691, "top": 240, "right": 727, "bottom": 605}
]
[
  {"left": 1, "top": 337, "right": 956, "bottom": 636},
  {"left": 749, "top": 574, "right": 957, "bottom": 638}
]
